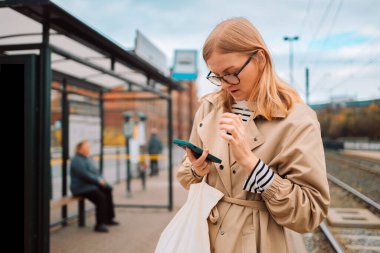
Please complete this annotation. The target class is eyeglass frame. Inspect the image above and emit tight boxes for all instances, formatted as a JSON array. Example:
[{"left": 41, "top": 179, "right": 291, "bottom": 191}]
[{"left": 206, "top": 50, "right": 259, "bottom": 86}]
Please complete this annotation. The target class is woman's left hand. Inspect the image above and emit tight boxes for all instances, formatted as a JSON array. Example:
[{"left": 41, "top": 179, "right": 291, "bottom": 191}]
[{"left": 219, "top": 113, "right": 258, "bottom": 172}]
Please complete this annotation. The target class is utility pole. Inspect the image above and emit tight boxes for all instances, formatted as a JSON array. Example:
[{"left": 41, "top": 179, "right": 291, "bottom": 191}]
[
  {"left": 283, "top": 35, "right": 299, "bottom": 86},
  {"left": 305, "top": 67, "right": 310, "bottom": 105}
]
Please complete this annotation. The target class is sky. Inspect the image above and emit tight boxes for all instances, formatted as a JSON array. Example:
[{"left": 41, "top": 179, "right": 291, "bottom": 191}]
[{"left": 53, "top": 0, "right": 380, "bottom": 104}]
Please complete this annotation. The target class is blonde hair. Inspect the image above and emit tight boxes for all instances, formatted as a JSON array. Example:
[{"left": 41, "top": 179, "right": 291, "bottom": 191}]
[
  {"left": 202, "top": 17, "right": 302, "bottom": 120},
  {"left": 75, "top": 140, "right": 89, "bottom": 154}
]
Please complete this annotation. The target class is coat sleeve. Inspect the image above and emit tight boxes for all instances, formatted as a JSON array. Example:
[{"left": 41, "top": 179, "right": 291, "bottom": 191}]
[
  {"left": 262, "top": 117, "right": 330, "bottom": 233},
  {"left": 176, "top": 101, "right": 210, "bottom": 189},
  {"left": 71, "top": 158, "right": 100, "bottom": 185}
]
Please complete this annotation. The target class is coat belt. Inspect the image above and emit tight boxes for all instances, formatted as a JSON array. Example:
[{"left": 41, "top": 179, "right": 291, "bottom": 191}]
[
  {"left": 209, "top": 196, "right": 268, "bottom": 224},
  {"left": 222, "top": 196, "right": 268, "bottom": 210}
]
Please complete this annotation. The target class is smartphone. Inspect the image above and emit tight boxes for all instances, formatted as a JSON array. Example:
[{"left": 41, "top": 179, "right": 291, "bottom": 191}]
[{"left": 173, "top": 139, "right": 222, "bottom": 163}]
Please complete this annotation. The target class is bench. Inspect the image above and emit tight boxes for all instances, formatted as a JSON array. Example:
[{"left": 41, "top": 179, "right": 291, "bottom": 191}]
[{"left": 50, "top": 196, "right": 86, "bottom": 227}]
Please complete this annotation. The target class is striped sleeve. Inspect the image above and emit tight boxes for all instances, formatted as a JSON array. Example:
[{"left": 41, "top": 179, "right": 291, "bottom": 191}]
[{"left": 243, "top": 159, "right": 275, "bottom": 194}]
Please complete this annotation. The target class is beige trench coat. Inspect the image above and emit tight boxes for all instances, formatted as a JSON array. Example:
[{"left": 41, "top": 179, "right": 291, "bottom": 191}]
[{"left": 177, "top": 93, "right": 330, "bottom": 253}]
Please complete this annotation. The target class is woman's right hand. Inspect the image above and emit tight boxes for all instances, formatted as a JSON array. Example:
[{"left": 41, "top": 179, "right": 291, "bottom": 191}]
[{"left": 186, "top": 147, "right": 211, "bottom": 177}]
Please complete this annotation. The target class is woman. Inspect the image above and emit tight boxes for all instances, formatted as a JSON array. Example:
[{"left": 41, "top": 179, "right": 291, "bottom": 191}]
[{"left": 177, "top": 18, "right": 330, "bottom": 253}]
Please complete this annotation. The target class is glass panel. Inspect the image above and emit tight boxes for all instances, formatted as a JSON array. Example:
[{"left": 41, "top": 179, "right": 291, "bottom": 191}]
[
  {"left": 51, "top": 88, "right": 63, "bottom": 201},
  {"left": 107, "top": 99, "right": 170, "bottom": 206},
  {"left": 50, "top": 88, "right": 63, "bottom": 224}
]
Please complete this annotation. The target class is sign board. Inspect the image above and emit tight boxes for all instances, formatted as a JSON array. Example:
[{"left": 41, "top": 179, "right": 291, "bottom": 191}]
[
  {"left": 123, "top": 120, "right": 134, "bottom": 138},
  {"left": 171, "top": 50, "right": 198, "bottom": 80},
  {"left": 69, "top": 114, "right": 101, "bottom": 157},
  {"left": 134, "top": 30, "right": 168, "bottom": 75},
  {"left": 68, "top": 97, "right": 101, "bottom": 157}
]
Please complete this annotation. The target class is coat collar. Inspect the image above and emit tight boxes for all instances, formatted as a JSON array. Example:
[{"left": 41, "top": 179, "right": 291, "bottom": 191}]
[
  {"left": 198, "top": 94, "right": 272, "bottom": 196},
  {"left": 202, "top": 93, "right": 286, "bottom": 119}
]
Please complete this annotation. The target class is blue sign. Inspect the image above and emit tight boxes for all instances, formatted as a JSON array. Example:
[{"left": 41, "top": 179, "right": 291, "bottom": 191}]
[{"left": 171, "top": 50, "right": 198, "bottom": 81}]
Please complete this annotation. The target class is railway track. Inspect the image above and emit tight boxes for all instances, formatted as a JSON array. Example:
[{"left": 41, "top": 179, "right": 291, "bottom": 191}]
[
  {"left": 319, "top": 175, "right": 380, "bottom": 253},
  {"left": 326, "top": 151, "right": 380, "bottom": 175},
  {"left": 325, "top": 151, "right": 380, "bottom": 204},
  {"left": 310, "top": 153, "right": 380, "bottom": 253}
]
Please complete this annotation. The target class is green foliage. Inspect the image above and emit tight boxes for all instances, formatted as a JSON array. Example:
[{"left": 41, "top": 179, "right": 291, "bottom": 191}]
[{"left": 316, "top": 103, "right": 380, "bottom": 140}]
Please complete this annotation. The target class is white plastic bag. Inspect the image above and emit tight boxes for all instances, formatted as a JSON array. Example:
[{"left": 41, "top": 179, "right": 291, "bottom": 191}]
[{"left": 155, "top": 177, "right": 224, "bottom": 253}]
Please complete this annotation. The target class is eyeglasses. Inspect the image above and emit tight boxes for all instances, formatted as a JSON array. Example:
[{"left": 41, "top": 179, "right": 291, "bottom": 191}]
[{"left": 206, "top": 50, "right": 259, "bottom": 86}]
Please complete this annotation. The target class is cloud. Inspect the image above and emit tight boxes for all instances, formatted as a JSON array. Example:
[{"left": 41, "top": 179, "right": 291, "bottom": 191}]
[
  {"left": 336, "top": 41, "right": 380, "bottom": 60},
  {"left": 52, "top": 0, "right": 380, "bottom": 102},
  {"left": 310, "top": 32, "right": 370, "bottom": 50}
]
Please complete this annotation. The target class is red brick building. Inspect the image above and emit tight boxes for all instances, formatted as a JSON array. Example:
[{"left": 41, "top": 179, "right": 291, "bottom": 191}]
[
  {"left": 50, "top": 80, "right": 199, "bottom": 146},
  {"left": 104, "top": 80, "right": 199, "bottom": 145}
]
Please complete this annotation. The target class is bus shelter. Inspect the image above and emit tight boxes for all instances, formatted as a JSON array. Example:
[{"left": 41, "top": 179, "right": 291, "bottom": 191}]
[{"left": 0, "top": 1, "right": 182, "bottom": 252}]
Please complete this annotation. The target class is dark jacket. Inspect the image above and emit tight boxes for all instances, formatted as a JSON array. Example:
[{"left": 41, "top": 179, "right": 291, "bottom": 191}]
[
  {"left": 148, "top": 134, "right": 163, "bottom": 154},
  {"left": 70, "top": 154, "right": 101, "bottom": 195}
]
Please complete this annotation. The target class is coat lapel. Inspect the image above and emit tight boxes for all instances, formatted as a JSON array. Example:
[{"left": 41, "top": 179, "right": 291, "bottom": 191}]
[
  {"left": 229, "top": 113, "right": 265, "bottom": 167},
  {"left": 198, "top": 107, "right": 232, "bottom": 197},
  {"left": 196, "top": 95, "right": 283, "bottom": 196}
]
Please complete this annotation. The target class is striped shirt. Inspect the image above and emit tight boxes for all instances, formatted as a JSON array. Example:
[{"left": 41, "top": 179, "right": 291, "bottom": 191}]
[
  {"left": 231, "top": 101, "right": 275, "bottom": 194},
  {"left": 243, "top": 159, "right": 275, "bottom": 193},
  {"left": 232, "top": 100, "right": 253, "bottom": 123}
]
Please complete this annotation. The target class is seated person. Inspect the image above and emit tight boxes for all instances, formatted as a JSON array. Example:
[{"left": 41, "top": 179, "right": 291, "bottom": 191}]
[{"left": 70, "top": 140, "right": 119, "bottom": 233}]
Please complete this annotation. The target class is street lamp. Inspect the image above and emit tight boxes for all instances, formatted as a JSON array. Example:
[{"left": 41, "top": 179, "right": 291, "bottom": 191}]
[{"left": 283, "top": 35, "right": 299, "bottom": 86}]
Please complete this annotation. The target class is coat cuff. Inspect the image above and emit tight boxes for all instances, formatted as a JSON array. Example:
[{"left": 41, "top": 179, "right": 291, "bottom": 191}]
[
  {"left": 261, "top": 174, "right": 282, "bottom": 201},
  {"left": 183, "top": 159, "right": 203, "bottom": 182},
  {"left": 242, "top": 159, "right": 275, "bottom": 194},
  {"left": 190, "top": 165, "right": 204, "bottom": 180}
]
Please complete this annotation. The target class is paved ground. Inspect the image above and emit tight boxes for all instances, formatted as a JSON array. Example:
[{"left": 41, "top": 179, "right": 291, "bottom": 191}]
[
  {"left": 50, "top": 167, "right": 307, "bottom": 253},
  {"left": 50, "top": 168, "right": 188, "bottom": 253},
  {"left": 340, "top": 149, "right": 380, "bottom": 162}
]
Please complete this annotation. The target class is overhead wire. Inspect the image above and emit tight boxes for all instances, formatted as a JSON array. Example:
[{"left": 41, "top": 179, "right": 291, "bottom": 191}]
[
  {"left": 311, "top": 0, "right": 344, "bottom": 69},
  {"left": 312, "top": 35, "right": 380, "bottom": 94},
  {"left": 299, "top": 0, "right": 335, "bottom": 65},
  {"left": 327, "top": 54, "right": 380, "bottom": 93}
]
